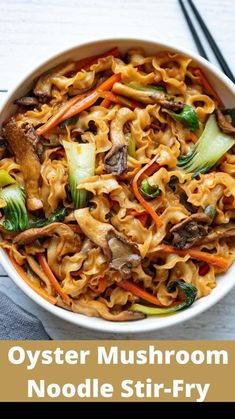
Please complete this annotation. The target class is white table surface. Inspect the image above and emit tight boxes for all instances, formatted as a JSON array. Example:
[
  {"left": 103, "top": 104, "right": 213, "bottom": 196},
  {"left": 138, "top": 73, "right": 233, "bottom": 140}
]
[{"left": 0, "top": 0, "right": 235, "bottom": 340}]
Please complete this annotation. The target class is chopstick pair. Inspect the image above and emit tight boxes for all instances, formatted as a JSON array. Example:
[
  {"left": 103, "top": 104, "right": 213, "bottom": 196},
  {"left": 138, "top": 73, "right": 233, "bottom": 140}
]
[{"left": 179, "top": 0, "right": 235, "bottom": 83}]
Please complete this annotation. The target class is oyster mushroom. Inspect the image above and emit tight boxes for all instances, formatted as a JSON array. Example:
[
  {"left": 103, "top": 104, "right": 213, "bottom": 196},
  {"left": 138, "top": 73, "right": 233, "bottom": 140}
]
[
  {"left": 14, "top": 96, "right": 39, "bottom": 108},
  {"left": 34, "top": 62, "right": 75, "bottom": 102},
  {"left": 216, "top": 109, "right": 235, "bottom": 136},
  {"left": 105, "top": 107, "right": 134, "bottom": 175},
  {"left": 13, "top": 222, "right": 81, "bottom": 258},
  {"left": 2, "top": 117, "right": 43, "bottom": 211},
  {"left": 74, "top": 208, "right": 141, "bottom": 278},
  {"left": 198, "top": 222, "right": 235, "bottom": 245},
  {"left": 168, "top": 213, "right": 211, "bottom": 249}
]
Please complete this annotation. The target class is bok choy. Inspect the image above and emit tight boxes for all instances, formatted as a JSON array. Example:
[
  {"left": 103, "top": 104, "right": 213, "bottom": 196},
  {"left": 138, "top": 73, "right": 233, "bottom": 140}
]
[
  {"left": 130, "top": 280, "right": 197, "bottom": 316},
  {"left": 63, "top": 141, "right": 95, "bottom": 209},
  {"left": 165, "top": 104, "right": 199, "bottom": 131},
  {"left": 178, "top": 114, "right": 235, "bottom": 177},
  {"left": 0, "top": 184, "right": 28, "bottom": 231}
]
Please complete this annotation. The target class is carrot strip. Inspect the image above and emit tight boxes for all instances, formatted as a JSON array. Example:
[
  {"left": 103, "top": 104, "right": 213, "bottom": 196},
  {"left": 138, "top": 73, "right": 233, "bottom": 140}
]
[
  {"left": 101, "top": 98, "right": 112, "bottom": 108},
  {"left": 118, "top": 280, "right": 163, "bottom": 306},
  {"left": 61, "top": 90, "right": 100, "bottom": 120},
  {"left": 92, "top": 277, "right": 107, "bottom": 294},
  {"left": 159, "top": 244, "right": 230, "bottom": 270},
  {"left": 9, "top": 255, "right": 57, "bottom": 305},
  {"left": 143, "top": 162, "right": 160, "bottom": 178},
  {"left": 132, "top": 155, "right": 163, "bottom": 228},
  {"left": 194, "top": 68, "right": 224, "bottom": 108},
  {"left": 37, "top": 253, "right": 71, "bottom": 305},
  {"left": 36, "top": 94, "right": 86, "bottom": 136},
  {"left": 62, "top": 73, "right": 121, "bottom": 120},
  {"left": 36, "top": 73, "right": 121, "bottom": 136}
]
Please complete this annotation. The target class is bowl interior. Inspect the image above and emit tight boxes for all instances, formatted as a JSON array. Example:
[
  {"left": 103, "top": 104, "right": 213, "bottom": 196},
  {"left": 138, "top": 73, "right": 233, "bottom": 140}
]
[{"left": 0, "top": 38, "right": 235, "bottom": 333}]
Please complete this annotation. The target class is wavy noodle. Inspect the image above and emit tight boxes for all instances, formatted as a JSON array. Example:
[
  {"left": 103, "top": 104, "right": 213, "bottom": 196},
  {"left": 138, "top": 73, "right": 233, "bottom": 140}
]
[{"left": 40, "top": 148, "right": 68, "bottom": 216}]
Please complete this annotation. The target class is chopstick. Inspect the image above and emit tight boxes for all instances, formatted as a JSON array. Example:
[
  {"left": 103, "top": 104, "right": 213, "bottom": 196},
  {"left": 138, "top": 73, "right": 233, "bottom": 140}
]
[
  {"left": 179, "top": 0, "right": 235, "bottom": 83},
  {"left": 179, "top": 0, "right": 208, "bottom": 60}
]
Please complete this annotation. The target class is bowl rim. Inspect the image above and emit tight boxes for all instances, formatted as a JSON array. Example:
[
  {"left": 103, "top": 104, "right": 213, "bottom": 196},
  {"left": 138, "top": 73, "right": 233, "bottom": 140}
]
[{"left": 0, "top": 36, "right": 235, "bottom": 334}]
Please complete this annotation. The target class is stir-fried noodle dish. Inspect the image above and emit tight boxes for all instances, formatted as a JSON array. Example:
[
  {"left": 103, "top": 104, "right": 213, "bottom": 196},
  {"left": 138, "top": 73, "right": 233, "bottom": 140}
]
[{"left": 1, "top": 47, "right": 235, "bottom": 321}]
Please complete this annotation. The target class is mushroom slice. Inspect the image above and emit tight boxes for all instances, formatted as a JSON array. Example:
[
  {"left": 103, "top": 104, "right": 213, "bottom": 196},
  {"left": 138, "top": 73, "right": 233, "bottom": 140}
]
[
  {"left": 34, "top": 62, "right": 75, "bottom": 102},
  {"left": 168, "top": 213, "right": 211, "bottom": 249},
  {"left": 105, "top": 107, "right": 134, "bottom": 175},
  {"left": 14, "top": 96, "right": 39, "bottom": 108},
  {"left": 75, "top": 208, "right": 141, "bottom": 277},
  {"left": 106, "top": 231, "right": 141, "bottom": 278},
  {"left": 14, "top": 222, "right": 81, "bottom": 258},
  {"left": 2, "top": 117, "right": 43, "bottom": 211},
  {"left": 198, "top": 222, "right": 235, "bottom": 245},
  {"left": 216, "top": 109, "right": 235, "bottom": 136}
]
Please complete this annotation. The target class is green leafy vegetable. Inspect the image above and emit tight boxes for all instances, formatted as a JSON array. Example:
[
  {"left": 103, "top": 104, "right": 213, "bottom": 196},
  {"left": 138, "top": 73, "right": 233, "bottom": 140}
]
[
  {"left": 125, "top": 133, "right": 136, "bottom": 157},
  {"left": 204, "top": 204, "right": 217, "bottom": 220},
  {"left": 139, "top": 178, "right": 160, "bottom": 200},
  {"left": 0, "top": 170, "right": 16, "bottom": 188},
  {"left": 165, "top": 104, "right": 199, "bottom": 131},
  {"left": 63, "top": 140, "right": 95, "bottom": 209},
  {"left": 130, "top": 280, "right": 197, "bottom": 316},
  {"left": 178, "top": 114, "right": 235, "bottom": 177},
  {"left": 168, "top": 175, "right": 179, "bottom": 191},
  {"left": 27, "top": 206, "right": 66, "bottom": 229},
  {"left": 0, "top": 184, "right": 27, "bottom": 231}
]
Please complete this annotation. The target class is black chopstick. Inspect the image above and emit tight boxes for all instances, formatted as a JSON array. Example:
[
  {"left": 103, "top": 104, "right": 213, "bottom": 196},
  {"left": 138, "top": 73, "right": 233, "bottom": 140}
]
[
  {"left": 179, "top": 0, "right": 208, "bottom": 60},
  {"left": 179, "top": 0, "right": 235, "bottom": 84},
  {"left": 188, "top": 0, "right": 235, "bottom": 83}
]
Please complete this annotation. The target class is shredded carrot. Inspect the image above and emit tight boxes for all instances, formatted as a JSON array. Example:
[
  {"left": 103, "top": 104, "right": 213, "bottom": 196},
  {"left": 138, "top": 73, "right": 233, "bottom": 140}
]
[
  {"left": 118, "top": 280, "right": 163, "bottom": 306},
  {"left": 36, "top": 94, "right": 86, "bottom": 136},
  {"left": 37, "top": 253, "right": 71, "bottom": 305},
  {"left": 101, "top": 98, "right": 112, "bottom": 108},
  {"left": 132, "top": 155, "right": 163, "bottom": 228},
  {"left": 143, "top": 162, "right": 160, "bottom": 179},
  {"left": 36, "top": 73, "right": 121, "bottom": 136},
  {"left": 193, "top": 68, "right": 224, "bottom": 108},
  {"left": 159, "top": 244, "right": 230, "bottom": 270},
  {"left": 9, "top": 254, "right": 57, "bottom": 305},
  {"left": 92, "top": 277, "right": 107, "bottom": 294}
]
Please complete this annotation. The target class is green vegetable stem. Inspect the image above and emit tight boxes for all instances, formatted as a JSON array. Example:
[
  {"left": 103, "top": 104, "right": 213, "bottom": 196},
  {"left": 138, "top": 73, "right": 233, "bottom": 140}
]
[{"left": 130, "top": 281, "right": 197, "bottom": 316}]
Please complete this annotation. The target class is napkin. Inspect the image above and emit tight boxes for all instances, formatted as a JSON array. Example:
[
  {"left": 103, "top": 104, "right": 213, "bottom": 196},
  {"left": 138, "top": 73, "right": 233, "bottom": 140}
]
[{"left": 0, "top": 291, "right": 50, "bottom": 340}]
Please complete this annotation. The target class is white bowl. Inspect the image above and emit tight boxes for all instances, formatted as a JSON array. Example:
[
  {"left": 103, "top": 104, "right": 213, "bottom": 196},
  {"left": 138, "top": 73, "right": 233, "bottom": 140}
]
[{"left": 0, "top": 38, "right": 235, "bottom": 334}]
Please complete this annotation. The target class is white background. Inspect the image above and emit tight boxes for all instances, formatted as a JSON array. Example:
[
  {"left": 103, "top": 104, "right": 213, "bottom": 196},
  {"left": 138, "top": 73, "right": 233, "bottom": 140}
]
[{"left": 0, "top": 0, "right": 235, "bottom": 339}]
